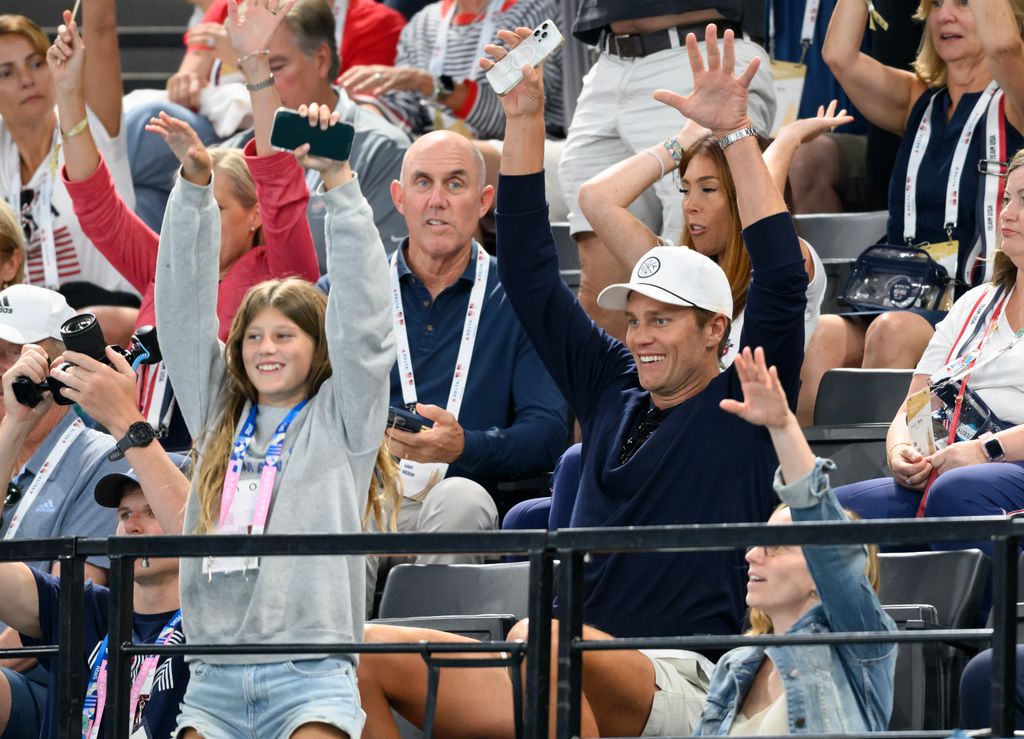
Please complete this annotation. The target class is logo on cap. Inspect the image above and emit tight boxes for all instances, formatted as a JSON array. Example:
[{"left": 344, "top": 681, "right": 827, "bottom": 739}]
[
  {"left": 0, "top": 295, "right": 10, "bottom": 314},
  {"left": 637, "top": 257, "right": 661, "bottom": 279}
]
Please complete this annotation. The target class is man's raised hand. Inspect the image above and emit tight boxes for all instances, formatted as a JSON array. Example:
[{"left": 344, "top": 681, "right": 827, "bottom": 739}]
[
  {"left": 481, "top": 28, "right": 545, "bottom": 120},
  {"left": 652, "top": 25, "right": 759, "bottom": 137}
]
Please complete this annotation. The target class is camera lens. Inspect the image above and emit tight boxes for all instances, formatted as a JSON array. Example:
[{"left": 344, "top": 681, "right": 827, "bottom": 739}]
[
  {"left": 60, "top": 313, "right": 107, "bottom": 361},
  {"left": 542, "top": 32, "right": 548, "bottom": 37}
]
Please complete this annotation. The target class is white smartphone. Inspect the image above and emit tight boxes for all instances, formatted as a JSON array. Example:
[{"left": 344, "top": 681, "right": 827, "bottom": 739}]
[{"left": 485, "top": 19, "right": 565, "bottom": 97}]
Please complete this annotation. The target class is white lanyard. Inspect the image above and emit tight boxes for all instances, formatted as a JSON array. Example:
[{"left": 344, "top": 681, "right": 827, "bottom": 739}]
[
  {"left": 977, "top": 90, "right": 1007, "bottom": 285},
  {"left": 390, "top": 245, "right": 489, "bottom": 418},
  {"left": 800, "top": 0, "right": 819, "bottom": 62},
  {"left": 4, "top": 126, "right": 63, "bottom": 289},
  {"left": 428, "top": 0, "right": 503, "bottom": 79},
  {"left": 4, "top": 418, "right": 85, "bottom": 540},
  {"left": 333, "top": 0, "right": 349, "bottom": 56},
  {"left": 904, "top": 82, "right": 998, "bottom": 243}
]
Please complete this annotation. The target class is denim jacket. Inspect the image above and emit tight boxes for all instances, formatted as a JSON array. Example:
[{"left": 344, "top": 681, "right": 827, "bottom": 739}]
[{"left": 695, "top": 458, "right": 897, "bottom": 735}]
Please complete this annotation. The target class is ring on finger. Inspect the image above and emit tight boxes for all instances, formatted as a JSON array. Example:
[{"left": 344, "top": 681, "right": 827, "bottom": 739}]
[{"left": 374, "top": 72, "right": 384, "bottom": 81}]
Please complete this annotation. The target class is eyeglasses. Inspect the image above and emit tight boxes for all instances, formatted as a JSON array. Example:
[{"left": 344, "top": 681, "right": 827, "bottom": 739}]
[{"left": 746, "top": 544, "right": 787, "bottom": 558}]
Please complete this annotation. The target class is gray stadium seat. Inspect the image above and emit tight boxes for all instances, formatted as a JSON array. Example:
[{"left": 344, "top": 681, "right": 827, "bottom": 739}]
[
  {"left": 794, "top": 210, "right": 889, "bottom": 261},
  {"left": 378, "top": 562, "right": 531, "bottom": 621},
  {"left": 551, "top": 222, "right": 579, "bottom": 290},
  {"left": 879, "top": 550, "right": 990, "bottom": 730}
]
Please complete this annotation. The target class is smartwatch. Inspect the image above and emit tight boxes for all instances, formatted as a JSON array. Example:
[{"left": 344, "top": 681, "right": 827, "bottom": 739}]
[
  {"left": 434, "top": 74, "right": 456, "bottom": 101},
  {"left": 983, "top": 435, "right": 1006, "bottom": 463},
  {"left": 108, "top": 422, "right": 156, "bottom": 461}
]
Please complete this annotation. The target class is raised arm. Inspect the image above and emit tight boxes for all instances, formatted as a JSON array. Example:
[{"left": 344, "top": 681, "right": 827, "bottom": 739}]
[
  {"left": 79, "top": 0, "right": 124, "bottom": 137},
  {"left": 763, "top": 101, "right": 854, "bottom": 196},
  {"left": 225, "top": 0, "right": 295, "bottom": 156},
  {"left": 0, "top": 564, "right": 41, "bottom": 639},
  {"left": 578, "top": 119, "right": 708, "bottom": 271},
  {"left": 970, "top": 0, "right": 1024, "bottom": 132},
  {"left": 298, "top": 103, "right": 394, "bottom": 453},
  {"left": 822, "top": 0, "right": 924, "bottom": 135},
  {"left": 653, "top": 26, "right": 786, "bottom": 227},
  {"left": 48, "top": 13, "right": 99, "bottom": 180}
]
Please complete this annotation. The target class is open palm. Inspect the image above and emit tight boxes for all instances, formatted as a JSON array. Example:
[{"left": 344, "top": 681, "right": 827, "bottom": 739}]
[
  {"left": 653, "top": 25, "right": 759, "bottom": 136},
  {"left": 225, "top": 0, "right": 295, "bottom": 57},
  {"left": 719, "top": 347, "right": 792, "bottom": 429}
]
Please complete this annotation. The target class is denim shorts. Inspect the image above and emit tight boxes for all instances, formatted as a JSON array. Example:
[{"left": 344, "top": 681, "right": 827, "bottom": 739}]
[{"left": 173, "top": 658, "right": 365, "bottom": 739}]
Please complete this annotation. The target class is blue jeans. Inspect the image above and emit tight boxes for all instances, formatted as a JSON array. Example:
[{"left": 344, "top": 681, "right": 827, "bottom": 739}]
[
  {"left": 959, "top": 647, "right": 1024, "bottom": 729},
  {"left": 0, "top": 665, "right": 46, "bottom": 738},
  {"left": 502, "top": 442, "right": 581, "bottom": 531},
  {"left": 174, "top": 658, "right": 364, "bottom": 739},
  {"left": 126, "top": 100, "right": 221, "bottom": 232}
]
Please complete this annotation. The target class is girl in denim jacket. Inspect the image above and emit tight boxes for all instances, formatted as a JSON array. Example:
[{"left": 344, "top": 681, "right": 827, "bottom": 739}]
[{"left": 701, "top": 346, "right": 898, "bottom": 734}]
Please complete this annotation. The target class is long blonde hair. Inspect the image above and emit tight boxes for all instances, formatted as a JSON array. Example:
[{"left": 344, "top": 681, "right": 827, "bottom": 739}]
[
  {"left": 994, "top": 148, "right": 1024, "bottom": 291},
  {"left": 0, "top": 201, "right": 25, "bottom": 288},
  {"left": 365, "top": 444, "right": 401, "bottom": 531},
  {"left": 913, "top": 0, "right": 1024, "bottom": 87},
  {"left": 193, "top": 278, "right": 330, "bottom": 534},
  {"left": 746, "top": 506, "right": 880, "bottom": 636},
  {"left": 209, "top": 147, "right": 263, "bottom": 247}
]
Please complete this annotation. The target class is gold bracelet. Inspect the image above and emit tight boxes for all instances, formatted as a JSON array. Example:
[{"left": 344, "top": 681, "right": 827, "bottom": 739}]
[
  {"left": 61, "top": 116, "right": 89, "bottom": 141},
  {"left": 886, "top": 442, "right": 912, "bottom": 469},
  {"left": 236, "top": 49, "right": 270, "bottom": 67}
]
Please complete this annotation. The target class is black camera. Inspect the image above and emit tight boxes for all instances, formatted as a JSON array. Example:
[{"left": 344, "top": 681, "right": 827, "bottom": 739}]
[{"left": 11, "top": 313, "right": 161, "bottom": 408}]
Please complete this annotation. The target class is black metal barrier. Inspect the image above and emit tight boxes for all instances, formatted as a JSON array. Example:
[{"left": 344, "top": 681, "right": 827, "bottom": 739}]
[{"left": 0, "top": 516, "right": 1019, "bottom": 739}]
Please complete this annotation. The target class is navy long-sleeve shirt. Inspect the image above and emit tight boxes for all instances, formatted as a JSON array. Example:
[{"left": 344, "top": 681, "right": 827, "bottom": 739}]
[{"left": 496, "top": 171, "right": 807, "bottom": 641}]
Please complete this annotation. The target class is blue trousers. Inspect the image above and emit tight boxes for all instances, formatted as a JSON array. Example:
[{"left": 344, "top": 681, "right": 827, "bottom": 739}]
[
  {"left": 125, "top": 100, "right": 221, "bottom": 232},
  {"left": 959, "top": 647, "right": 1024, "bottom": 729},
  {"left": 502, "top": 442, "right": 582, "bottom": 531},
  {"left": 835, "top": 462, "right": 1024, "bottom": 559}
]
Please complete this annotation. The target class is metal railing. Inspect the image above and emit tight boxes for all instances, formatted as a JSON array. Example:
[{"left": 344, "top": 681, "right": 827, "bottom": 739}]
[{"left": 0, "top": 516, "right": 1019, "bottom": 739}]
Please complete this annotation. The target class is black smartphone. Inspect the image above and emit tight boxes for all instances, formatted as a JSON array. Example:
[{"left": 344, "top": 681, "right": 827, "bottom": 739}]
[
  {"left": 270, "top": 107, "right": 356, "bottom": 161},
  {"left": 387, "top": 406, "right": 433, "bottom": 433}
]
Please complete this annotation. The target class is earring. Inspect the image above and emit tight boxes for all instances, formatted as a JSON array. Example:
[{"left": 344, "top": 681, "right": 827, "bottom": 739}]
[{"left": 810, "top": 590, "right": 819, "bottom": 601}]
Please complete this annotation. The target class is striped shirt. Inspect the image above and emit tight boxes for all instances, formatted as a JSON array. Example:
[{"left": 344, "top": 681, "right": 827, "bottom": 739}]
[{"left": 376, "top": 0, "right": 564, "bottom": 139}]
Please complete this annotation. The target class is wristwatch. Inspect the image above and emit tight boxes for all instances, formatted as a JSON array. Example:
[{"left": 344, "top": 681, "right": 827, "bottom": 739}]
[
  {"left": 107, "top": 422, "right": 156, "bottom": 461},
  {"left": 982, "top": 435, "right": 1006, "bottom": 463},
  {"left": 716, "top": 126, "right": 758, "bottom": 150},
  {"left": 433, "top": 74, "right": 456, "bottom": 101}
]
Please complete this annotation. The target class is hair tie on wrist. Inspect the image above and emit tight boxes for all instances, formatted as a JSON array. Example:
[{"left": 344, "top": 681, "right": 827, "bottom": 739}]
[
  {"left": 61, "top": 116, "right": 89, "bottom": 141},
  {"left": 237, "top": 49, "right": 270, "bottom": 67},
  {"left": 642, "top": 149, "right": 666, "bottom": 179}
]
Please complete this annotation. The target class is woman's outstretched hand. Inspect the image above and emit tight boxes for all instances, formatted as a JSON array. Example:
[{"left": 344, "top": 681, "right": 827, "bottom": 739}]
[
  {"left": 145, "top": 112, "right": 213, "bottom": 186},
  {"left": 225, "top": 0, "right": 296, "bottom": 58},
  {"left": 779, "top": 99, "right": 854, "bottom": 144},
  {"left": 481, "top": 27, "right": 546, "bottom": 121},
  {"left": 46, "top": 11, "right": 85, "bottom": 95},
  {"left": 720, "top": 346, "right": 792, "bottom": 430},
  {"left": 653, "top": 25, "right": 759, "bottom": 137}
]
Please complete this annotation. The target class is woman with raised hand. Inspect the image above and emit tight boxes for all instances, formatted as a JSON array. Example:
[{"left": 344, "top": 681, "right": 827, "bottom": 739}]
[
  {"left": 806, "top": 0, "right": 1024, "bottom": 413},
  {"left": 46, "top": 5, "right": 319, "bottom": 450},
  {"left": 578, "top": 105, "right": 849, "bottom": 370},
  {"left": 0, "top": 5, "right": 139, "bottom": 320}
]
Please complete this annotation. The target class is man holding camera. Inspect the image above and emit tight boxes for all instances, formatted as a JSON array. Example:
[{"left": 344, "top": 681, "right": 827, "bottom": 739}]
[{"left": 0, "top": 284, "right": 131, "bottom": 738}]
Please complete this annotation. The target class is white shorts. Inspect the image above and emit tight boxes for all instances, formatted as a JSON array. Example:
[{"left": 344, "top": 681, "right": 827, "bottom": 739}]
[
  {"left": 558, "top": 38, "right": 776, "bottom": 241},
  {"left": 639, "top": 649, "right": 715, "bottom": 736}
]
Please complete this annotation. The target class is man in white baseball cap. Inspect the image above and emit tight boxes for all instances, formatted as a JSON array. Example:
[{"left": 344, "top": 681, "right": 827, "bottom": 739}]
[{"left": 0, "top": 285, "right": 75, "bottom": 387}]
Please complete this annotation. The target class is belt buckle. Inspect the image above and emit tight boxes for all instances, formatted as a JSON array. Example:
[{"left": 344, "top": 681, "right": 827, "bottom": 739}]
[{"left": 610, "top": 33, "right": 642, "bottom": 58}]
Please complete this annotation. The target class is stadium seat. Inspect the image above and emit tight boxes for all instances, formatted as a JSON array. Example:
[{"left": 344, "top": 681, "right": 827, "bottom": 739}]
[
  {"left": 804, "top": 368, "right": 914, "bottom": 486},
  {"left": 794, "top": 210, "right": 888, "bottom": 261},
  {"left": 551, "top": 222, "right": 579, "bottom": 290},
  {"left": 378, "top": 562, "right": 532, "bottom": 621},
  {"left": 879, "top": 550, "right": 990, "bottom": 730}
]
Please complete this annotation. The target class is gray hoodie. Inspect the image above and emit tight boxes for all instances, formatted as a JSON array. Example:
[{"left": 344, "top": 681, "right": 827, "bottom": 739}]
[{"left": 154, "top": 172, "right": 394, "bottom": 664}]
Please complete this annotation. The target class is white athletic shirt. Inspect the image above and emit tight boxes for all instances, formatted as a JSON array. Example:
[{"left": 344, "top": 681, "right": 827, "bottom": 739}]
[
  {"left": 0, "top": 106, "right": 138, "bottom": 296},
  {"left": 916, "top": 283, "right": 1024, "bottom": 426},
  {"left": 722, "top": 240, "right": 825, "bottom": 368}
]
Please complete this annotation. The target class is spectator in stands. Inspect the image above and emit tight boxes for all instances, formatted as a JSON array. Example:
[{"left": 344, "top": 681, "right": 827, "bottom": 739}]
[
  {"left": 321, "top": 129, "right": 568, "bottom": 563},
  {"left": 491, "top": 23, "right": 805, "bottom": 732},
  {"left": 154, "top": 0, "right": 393, "bottom": 722},
  {"left": 800, "top": 0, "right": 1024, "bottom": 423},
  {"left": 560, "top": 2, "right": 775, "bottom": 339},
  {"left": 0, "top": 9, "right": 140, "bottom": 334},
  {"left": 341, "top": 0, "right": 564, "bottom": 142},
  {"left": 8, "top": 463, "right": 190, "bottom": 739},
  {"left": 959, "top": 646, "right": 1024, "bottom": 729},
  {"left": 171, "top": 0, "right": 405, "bottom": 112},
  {"left": 356, "top": 348, "right": 897, "bottom": 737},
  {"left": 835, "top": 147, "right": 1024, "bottom": 556},
  {"left": 48, "top": 10, "right": 320, "bottom": 452},
  {"left": 0, "top": 285, "right": 129, "bottom": 738},
  {"left": 126, "top": 0, "right": 411, "bottom": 259},
  {"left": 0, "top": 202, "right": 25, "bottom": 290}
]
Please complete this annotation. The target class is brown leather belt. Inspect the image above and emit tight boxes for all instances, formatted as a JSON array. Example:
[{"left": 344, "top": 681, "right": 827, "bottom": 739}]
[{"left": 601, "top": 20, "right": 743, "bottom": 59}]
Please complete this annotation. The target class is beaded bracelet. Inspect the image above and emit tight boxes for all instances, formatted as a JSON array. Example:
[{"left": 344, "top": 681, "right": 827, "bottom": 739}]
[
  {"left": 662, "top": 137, "right": 683, "bottom": 164},
  {"left": 236, "top": 49, "right": 270, "bottom": 67}
]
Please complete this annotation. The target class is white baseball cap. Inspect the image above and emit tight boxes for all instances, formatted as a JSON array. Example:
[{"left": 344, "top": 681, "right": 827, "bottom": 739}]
[
  {"left": 597, "top": 245, "right": 734, "bottom": 317},
  {"left": 0, "top": 284, "right": 75, "bottom": 345}
]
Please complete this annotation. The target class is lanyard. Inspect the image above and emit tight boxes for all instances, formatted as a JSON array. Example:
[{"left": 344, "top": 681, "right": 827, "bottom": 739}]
[
  {"left": 4, "top": 126, "right": 63, "bottom": 289},
  {"left": 138, "top": 362, "right": 172, "bottom": 433},
  {"left": 428, "top": 0, "right": 503, "bottom": 79},
  {"left": 903, "top": 82, "right": 999, "bottom": 243},
  {"left": 4, "top": 418, "right": 85, "bottom": 541},
  {"left": 83, "top": 611, "right": 183, "bottom": 739},
  {"left": 218, "top": 401, "right": 308, "bottom": 535},
  {"left": 390, "top": 245, "right": 489, "bottom": 419},
  {"left": 978, "top": 90, "right": 1008, "bottom": 285},
  {"left": 799, "top": 0, "right": 819, "bottom": 64},
  {"left": 333, "top": 0, "right": 349, "bottom": 53}
]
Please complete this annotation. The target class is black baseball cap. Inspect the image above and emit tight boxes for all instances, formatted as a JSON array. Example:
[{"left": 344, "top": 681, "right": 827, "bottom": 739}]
[{"left": 94, "top": 453, "right": 189, "bottom": 508}]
